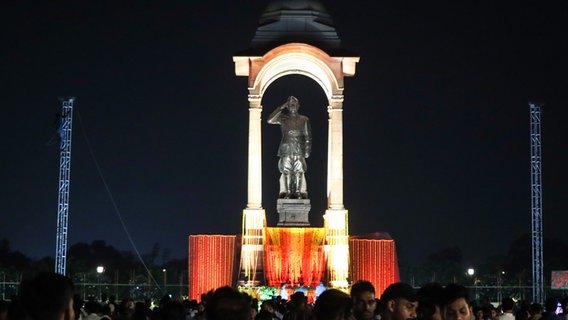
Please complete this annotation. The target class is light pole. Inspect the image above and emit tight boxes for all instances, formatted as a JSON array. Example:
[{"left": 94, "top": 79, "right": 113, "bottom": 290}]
[
  {"left": 162, "top": 268, "right": 167, "bottom": 294},
  {"left": 467, "top": 268, "right": 479, "bottom": 300},
  {"left": 82, "top": 273, "right": 86, "bottom": 301},
  {"left": 114, "top": 270, "right": 119, "bottom": 301},
  {"left": 178, "top": 273, "right": 183, "bottom": 298},
  {"left": 97, "top": 266, "right": 105, "bottom": 302},
  {"left": 1, "top": 272, "right": 5, "bottom": 300},
  {"left": 497, "top": 271, "right": 504, "bottom": 303}
]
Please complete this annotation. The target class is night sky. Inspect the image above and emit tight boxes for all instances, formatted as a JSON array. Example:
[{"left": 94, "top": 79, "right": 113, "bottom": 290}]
[{"left": 2, "top": 0, "right": 567, "bottom": 268}]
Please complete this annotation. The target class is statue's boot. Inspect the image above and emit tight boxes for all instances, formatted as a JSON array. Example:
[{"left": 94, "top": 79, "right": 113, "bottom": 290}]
[
  {"left": 294, "top": 174, "right": 302, "bottom": 199},
  {"left": 285, "top": 174, "right": 292, "bottom": 199}
]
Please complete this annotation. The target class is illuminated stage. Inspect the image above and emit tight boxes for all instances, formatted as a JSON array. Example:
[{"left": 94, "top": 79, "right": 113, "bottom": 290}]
[{"left": 188, "top": 232, "right": 399, "bottom": 300}]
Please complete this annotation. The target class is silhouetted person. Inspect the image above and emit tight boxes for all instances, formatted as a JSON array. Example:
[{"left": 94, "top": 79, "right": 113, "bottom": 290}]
[
  {"left": 205, "top": 286, "right": 250, "bottom": 320},
  {"left": 529, "top": 303, "right": 543, "bottom": 320},
  {"left": 380, "top": 282, "right": 418, "bottom": 320},
  {"left": 350, "top": 281, "right": 378, "bottom": 320},
  {"left": 260, "top": 300, "right": 282, "bottom": 319},
  {"left": 0, "top": 300, "right": 9, "bottom": 320},
  {"left": 283, "top": 292, "right": 311, "bottom": 320},
  {"left": 560, "top": 298, "right": 568, "bottom": 320},
  {"left": 19, "top": 272, "right": 76, "bottom": 320},
  {"left": 314, "top": 289, "right": 352, "bottom": 320},
  {"left": 159, "top": 300, "right": 186, "bottom": 320},
  {"left": 542, "top": 298, "right": 562, "bottom": 320},
  {"left": 417, "top": 283, "right": 443, "bottom": 320},
  {"left": 441, "top": 284, "right": 470, "bottom": 320},
  {"left": 498, "top": 298, "right": 515, "bottom": 320}
]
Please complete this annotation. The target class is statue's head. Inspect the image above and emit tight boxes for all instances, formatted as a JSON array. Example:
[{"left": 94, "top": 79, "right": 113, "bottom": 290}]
[{"left": 287, "top": 96, "right": 299, "bottom": 113}]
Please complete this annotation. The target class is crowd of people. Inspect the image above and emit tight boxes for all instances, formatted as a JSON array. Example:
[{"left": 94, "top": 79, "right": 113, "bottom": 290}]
[{"left": 1, "top": 272, "right": 568, "bottom": 320}]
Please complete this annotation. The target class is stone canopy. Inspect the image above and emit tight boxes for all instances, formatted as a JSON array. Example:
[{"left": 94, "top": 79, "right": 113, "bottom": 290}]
[{"left": 237, "top": 0, "right": 357, "bottom": 57}]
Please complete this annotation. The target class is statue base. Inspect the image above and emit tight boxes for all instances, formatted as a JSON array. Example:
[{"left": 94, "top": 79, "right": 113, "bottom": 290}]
[{"left": 277, "top": 199, "right": 311, "bottom": 226}]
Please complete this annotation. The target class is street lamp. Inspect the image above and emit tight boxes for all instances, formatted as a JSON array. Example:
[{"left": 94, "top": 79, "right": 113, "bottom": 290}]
[
  {"left": 467, "top": 268, "right": 479, "bottom": 300},
  {"left": 497, "top": 271, "right": 504, "bottom": 303},
  {"left": 162, "top": 268, "right": 167, "bottom": 294},
  {"left": 1, "top": 272, "right": 5, "bottom": 300},
  {"left": 97, "top": 266, "right": 105, "bottom": 302}
]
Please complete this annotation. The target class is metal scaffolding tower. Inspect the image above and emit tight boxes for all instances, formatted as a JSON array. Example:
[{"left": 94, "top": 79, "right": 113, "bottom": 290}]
[
  {"left": 529, "top": 102, "right": 544, "bottom": 303},
  {"left": 55, "top": 97, "right": 75, "bottom": 275}
]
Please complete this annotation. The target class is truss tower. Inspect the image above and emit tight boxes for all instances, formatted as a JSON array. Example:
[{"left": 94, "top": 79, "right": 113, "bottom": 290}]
[
  {"left": 529, "top": 102, "right": 544, "bottom": 303},
  {"left": 55, "top": 97, "right": 74, "bottom": 275}
]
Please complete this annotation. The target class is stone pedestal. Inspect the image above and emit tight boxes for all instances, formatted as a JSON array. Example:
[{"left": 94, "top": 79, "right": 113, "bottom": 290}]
[{"left": 277, "top": 199, "right": 311, "bottom": 226}]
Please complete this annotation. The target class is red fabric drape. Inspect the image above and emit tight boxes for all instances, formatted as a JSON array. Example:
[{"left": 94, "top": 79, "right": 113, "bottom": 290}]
[
  {"left": 188, "top": 235, "right": 236, "bottom": 300},
  {"left": 349, "top": 238, "right": 400, "bottom": 297}
]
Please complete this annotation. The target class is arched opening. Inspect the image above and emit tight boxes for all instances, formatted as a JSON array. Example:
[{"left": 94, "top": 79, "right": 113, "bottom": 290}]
[
  {"left": 235, "top": 43, "right": 358, "bottom": 210},
  {"left": 235, "top": 42, "right": 359, "bottom": 289},
  {"left": 251, "top": 44, "right": 340, "bottom": 99},
  {"left": 261, "top": 74, "right": 328, "bottom": 226}
]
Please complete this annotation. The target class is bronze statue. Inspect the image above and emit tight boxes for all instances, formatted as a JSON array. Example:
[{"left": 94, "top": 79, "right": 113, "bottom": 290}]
[{"left": 268, "top": 96, "right": 312, "bottom": 199}]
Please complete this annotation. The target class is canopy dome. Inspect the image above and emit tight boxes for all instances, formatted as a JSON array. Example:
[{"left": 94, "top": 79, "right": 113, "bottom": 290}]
[
  {"left": 264, "top": 0, "right": 328, "bottom": 12},
  {"left": 244, "top": 0, "right": 344, "bottom": 55}
]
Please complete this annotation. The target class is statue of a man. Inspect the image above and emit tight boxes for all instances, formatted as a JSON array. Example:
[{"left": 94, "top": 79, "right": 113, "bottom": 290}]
[{"left": 268, "top": 96, "right": 312, "bottom": 199}]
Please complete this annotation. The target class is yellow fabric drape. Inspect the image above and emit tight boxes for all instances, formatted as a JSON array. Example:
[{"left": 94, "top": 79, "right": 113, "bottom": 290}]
[{"left": 264, "top": 227, "right": 326, "bottom": 287}]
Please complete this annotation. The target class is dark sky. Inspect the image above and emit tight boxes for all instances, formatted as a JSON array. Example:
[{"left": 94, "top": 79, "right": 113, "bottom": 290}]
[{"left": 1, "top": 0, "right": 567, "bottom": 267}]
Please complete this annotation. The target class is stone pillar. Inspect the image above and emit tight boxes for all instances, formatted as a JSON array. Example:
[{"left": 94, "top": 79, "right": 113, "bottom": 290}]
[
  {"left": 324, "top": 209, "right": 349, "bottom": 288},
  {"left": 240, "top": 208, "right": 265, "bottom": 286},
  {"left": 327, "top": 96, "right": 344, "bottom": 210},
  {"left": 241, "top": 95, "right": 266, "bottom": 286},
  {"left": 247, "top": 95, "right": 262, "bottom": 209},
  {"left": 325, "top": 96, "right": 349, "bottom": 288}
]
